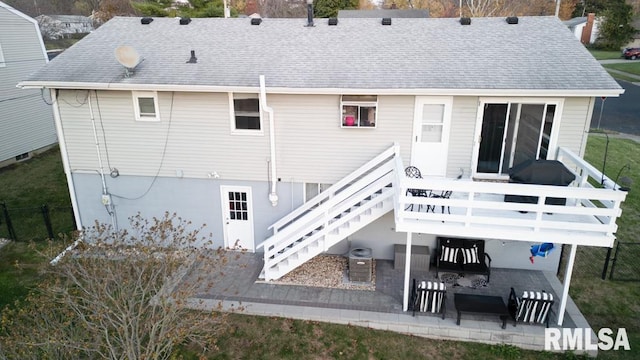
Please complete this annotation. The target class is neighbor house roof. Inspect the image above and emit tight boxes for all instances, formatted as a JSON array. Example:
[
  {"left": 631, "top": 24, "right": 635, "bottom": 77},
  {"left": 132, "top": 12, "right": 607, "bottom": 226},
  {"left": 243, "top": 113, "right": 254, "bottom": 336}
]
[
  {"left": 563, "top": 16, "right": 587, "bottom": 28},
  {"left": 21, "top": 16, "right": 623, "bottom": 96},
  {"left": 47, "top": 15, "right": 92, "bottom": 24},
  {"left": 338, "top": 9, "right": 429, "bottom": 18}
]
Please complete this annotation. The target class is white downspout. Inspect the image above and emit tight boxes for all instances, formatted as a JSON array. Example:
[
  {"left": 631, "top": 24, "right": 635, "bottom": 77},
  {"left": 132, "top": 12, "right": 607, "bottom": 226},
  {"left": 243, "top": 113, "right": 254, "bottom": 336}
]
[
  {"left": 50, "top": 89, "right": 82, "bottom": 229},
  {"left": 260, "top": 75, "right": 278, "bottom": 206}
]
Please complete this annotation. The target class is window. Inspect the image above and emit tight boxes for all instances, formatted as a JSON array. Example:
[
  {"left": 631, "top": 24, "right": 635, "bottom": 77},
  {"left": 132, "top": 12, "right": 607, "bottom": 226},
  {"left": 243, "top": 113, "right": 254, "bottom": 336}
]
[
  {"left": 341, "top": 95, "right": 377, "bottom": 128},
  {"left": 0, "top": 43, "right": 6, "bottom": 68},
  {"left": 132, "top": 91, "right": 159, "bottom": 121},
  {"left": 230, "top": 93, "right": 262, "bottom": 134}
]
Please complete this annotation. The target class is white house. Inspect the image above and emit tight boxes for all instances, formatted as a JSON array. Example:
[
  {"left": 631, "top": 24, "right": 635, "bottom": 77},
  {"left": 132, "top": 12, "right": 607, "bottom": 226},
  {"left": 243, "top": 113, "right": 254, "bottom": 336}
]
[
  {"left": 0, "top": 1, "right": 56, "bottom": 166},
  {"left": 564, "top": 13, "right": 600, "bottom": 44},
  {"left": 47, "top": 15, "right": 94, "bottom": 36},
  {"left": 20, "top": 14, "right": 627, "bottom": 325}
]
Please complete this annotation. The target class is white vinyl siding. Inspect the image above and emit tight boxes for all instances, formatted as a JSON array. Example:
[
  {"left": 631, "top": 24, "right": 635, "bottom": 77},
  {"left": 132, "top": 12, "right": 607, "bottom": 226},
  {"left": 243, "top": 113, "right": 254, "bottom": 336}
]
[
  {"left": 271, "top": 95, "right": 413, "bottom": 184},
  {"left": 446, "top": 97, "right": 478, "bottom": 178},
  {"left": 556, "top": 97, "right": 593, "bottom": 156},
  {"left": 58, "top": 90, "right": 270, "bottom": 181},
  {"left": 0, "top": 6, "right": 55, "bottom": 163}
]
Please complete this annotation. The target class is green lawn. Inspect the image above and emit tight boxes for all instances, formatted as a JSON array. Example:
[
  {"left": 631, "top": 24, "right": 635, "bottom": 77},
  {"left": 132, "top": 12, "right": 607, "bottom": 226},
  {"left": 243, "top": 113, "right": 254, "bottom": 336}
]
[
  {"left": 605, "top": 70, "right": 640, "bottom": 83},
  {"left": 589, "top": 49, "right": 623, "bottom": 60},
  {"left": 603, "top": 62, "right": 640, "bottom": 77},
  {"left": 0, "top": 147, "right": 74, "bottom": 241},
  {"left": 1, "top": 140, "right": 639, "bottom": 359}
]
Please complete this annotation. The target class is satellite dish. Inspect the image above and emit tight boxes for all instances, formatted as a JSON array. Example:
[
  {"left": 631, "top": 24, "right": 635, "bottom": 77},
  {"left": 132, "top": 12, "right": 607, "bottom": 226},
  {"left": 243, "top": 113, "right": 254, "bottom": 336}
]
[{"left": 114, "top": 46, "right": 141, "bottom": 69}]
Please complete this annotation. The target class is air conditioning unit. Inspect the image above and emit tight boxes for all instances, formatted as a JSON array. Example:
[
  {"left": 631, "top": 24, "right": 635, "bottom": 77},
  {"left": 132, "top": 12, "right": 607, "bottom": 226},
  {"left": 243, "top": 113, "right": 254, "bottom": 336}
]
[{"left": 348, "top": 247, "right": 372, "bottom": 282}]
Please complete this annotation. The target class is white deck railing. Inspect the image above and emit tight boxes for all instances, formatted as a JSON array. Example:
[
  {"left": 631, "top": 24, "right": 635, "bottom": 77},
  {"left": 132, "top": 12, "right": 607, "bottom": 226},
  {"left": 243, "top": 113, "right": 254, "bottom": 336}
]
[{"left": 394, "top": 147, "right": 627, "bottom": 248}]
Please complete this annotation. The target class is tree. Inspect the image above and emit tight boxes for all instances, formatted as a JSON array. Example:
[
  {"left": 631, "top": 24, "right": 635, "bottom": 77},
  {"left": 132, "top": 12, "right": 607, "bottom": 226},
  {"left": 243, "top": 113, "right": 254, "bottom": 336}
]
[
  {"left": 0, "top": 213, "right": 236, "bottom": 360},
  {"left": 597, "top": 0, "right": 636, "bottom": 49},
  {"left": 36, "top": 15, "right": 65, "bottom": 40},
  {"left": 257, "top": 0, "right": 308, "bottom": 18},
  {"left": 133, "top": 0, "right": 234, "bottom": 18},
  {"left": 93, "top": 0, "right": 140, "bottom": 23},
  {"left": 313, "top": 0, "right": 359, "bottom": 18}
]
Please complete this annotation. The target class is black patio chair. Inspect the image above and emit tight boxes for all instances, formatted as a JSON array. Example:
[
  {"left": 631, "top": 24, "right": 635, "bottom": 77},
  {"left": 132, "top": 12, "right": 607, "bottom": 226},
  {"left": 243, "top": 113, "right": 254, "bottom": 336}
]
[
  {"left": 428, "top": 190, "right": 453, "bottom": 214},
  {"left": 405, "top": 166, "right": 430, "bottom": 211}
]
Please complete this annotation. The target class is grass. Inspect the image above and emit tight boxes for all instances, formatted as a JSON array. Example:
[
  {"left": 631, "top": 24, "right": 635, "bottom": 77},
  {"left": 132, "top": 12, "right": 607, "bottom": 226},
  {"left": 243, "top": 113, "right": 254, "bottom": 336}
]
[
  {"left": 1, "top": 139, "right": 640, "bottom": 358},
  {"left": 179, "top": 313, "right": 569, "bottom": 360},
  {"left": 0, "top": 147, "right": 74, "bottom": 241},
  {"left": 605, "top": 70, "right": 640, "bottom": 83},
  {"left": 588, "top": 50, "right": 623, "bottom": 60},
  {"left": 602, "top": 62, "right": 640, "bottom": 77}
]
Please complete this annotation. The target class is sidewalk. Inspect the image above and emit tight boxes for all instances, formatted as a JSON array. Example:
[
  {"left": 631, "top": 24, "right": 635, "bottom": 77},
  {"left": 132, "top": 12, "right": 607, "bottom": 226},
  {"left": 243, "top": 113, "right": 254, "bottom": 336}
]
[{"left": 598, "top": 59, "right": 640, "bottom": 85}]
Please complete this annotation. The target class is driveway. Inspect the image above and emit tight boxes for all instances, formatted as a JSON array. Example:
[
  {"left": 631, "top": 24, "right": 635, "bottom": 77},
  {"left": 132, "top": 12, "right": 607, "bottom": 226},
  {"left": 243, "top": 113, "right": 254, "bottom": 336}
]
[{"left": 591, "top": 79, "right": 640, "bottom": 136}]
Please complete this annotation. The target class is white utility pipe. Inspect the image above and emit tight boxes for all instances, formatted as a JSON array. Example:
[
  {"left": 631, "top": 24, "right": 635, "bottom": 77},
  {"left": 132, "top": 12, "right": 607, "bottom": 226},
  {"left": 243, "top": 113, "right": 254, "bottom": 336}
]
[
  {"left": 260, "top": 75, "right": 278, "bottom": 206},
  {"left": 88, "top": 91, "right": 108, "bottom": 195},
  {"left": 50, "top": 89, "right": 82, "bottom": 230}
]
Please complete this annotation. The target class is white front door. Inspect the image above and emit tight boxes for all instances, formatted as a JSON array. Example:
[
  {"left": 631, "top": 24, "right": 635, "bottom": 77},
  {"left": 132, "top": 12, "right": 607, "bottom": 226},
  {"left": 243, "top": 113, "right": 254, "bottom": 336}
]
[
  {"left": 220, "top": 186, "right": 254, "bottom": 252},
  {"left": 411, "top": 96, "right": 452, "bottom": 177}
]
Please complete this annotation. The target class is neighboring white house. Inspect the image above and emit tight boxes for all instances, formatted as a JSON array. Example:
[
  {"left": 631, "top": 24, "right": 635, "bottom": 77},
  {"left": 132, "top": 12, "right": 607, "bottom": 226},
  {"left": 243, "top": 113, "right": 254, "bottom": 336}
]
[
  {"left": 20, "top": 15, "right": 627, "bottom": 325},
  {"left": 46, "top": 15, "right": 94, "bottom": 36},
  {"left": 564, "top": 13, "right": 600, "bottom": 44},
  {"left": 0, "top": 1, "right": 56, "bottom": 166}
]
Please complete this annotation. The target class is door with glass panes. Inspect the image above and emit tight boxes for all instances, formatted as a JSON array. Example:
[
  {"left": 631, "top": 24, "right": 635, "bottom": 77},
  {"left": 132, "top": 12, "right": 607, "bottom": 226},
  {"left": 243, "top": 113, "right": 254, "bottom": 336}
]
[
  {"left": 411, "top": 96, "right": 452, "bottom": 176},
  {"left": 220, "top": 186, "right": 254, "bottom": 251},
  {"left": 474, "top": 101, "right": 557, "bottom": 177}
]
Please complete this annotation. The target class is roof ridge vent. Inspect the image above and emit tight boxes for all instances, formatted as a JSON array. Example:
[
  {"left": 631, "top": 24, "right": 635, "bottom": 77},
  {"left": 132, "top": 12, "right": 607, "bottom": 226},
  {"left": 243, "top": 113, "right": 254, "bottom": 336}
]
[
  {"left": 460, "top": 17, "right": 471, "bottom": 25},
  {"left": 251, "top": 18, "right": 262, "bottom": 25},
  {"left": 382, "top": 17, "right": 391, "bottom": 26},
  {"left": 141, "top": 17, "right": 153, "bottom": 25},
  {"left": 179, "top": 17, "right": 191, "bottom": 25},
  {"left": 328, "top": 18, "right": 338, "bottom": 26},
  {"left": 506, "top": 16, "right": 518, "bottom": 24}
]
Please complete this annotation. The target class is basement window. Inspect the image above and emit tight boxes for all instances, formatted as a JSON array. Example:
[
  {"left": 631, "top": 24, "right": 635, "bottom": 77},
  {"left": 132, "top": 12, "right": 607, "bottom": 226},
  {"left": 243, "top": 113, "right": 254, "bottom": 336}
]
[
  {"left": 132, "top": 91, "right": 160, "bottom": 121},
  {"left": 341, "top": 95, "right": 377, "bottom": 128},
  {"left": 230, "top": 93, "right": 263, "bottom": 134},
  {"left": 0, "top": 43, "right": 5, "bottom": 67}
]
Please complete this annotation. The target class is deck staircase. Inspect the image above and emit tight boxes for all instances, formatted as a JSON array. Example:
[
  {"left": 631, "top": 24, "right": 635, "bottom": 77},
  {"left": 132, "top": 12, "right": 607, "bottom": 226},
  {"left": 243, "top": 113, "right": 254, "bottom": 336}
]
[{"left": 258, "top": 145, "right": 400, "bottom": 281}]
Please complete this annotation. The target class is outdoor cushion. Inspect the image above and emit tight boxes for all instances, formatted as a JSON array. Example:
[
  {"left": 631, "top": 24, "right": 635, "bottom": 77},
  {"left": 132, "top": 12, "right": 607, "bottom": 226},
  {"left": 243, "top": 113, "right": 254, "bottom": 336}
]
[
  {"left": 509, "top": 287, "right": 554, "bottom": 327},
  {"left": 440, "top": 246, "right": 459, "bottom": 263},
  {"left": 461, "top": 246, "right": 480, "bottom": 264}
]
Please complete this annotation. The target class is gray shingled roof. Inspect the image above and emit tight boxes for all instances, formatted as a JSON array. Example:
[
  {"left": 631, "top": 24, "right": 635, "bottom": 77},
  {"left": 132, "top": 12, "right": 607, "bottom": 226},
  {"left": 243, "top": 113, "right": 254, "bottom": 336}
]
[
  {"left": 338, "top": 9, "right": 429, "bottom": 18},
  {"left": 23, "top": 16, "right": 621, "bottom": 94}
]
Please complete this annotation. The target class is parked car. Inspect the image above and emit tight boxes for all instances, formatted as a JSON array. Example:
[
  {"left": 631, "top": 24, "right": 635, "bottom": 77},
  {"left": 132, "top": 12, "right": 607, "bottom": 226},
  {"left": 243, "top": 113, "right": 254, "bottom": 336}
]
[{"left": 623, "top": 47, "right": 640, "bottom": 60}]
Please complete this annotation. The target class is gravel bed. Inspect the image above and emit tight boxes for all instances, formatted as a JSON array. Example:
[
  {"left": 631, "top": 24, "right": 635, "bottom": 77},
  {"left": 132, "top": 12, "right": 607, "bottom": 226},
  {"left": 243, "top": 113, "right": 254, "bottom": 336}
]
[{"left": 272, "top": 254, "right": 376, "bottom": 291}]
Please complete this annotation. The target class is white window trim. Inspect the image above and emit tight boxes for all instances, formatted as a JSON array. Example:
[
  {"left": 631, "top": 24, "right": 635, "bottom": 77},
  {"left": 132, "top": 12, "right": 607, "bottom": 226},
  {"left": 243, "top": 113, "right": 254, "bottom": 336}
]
[
  {"left": 471, "top": 97, "right": 564, "bottom": 179},
  {"left": 132, "top": 91, "right": 160, "bottom": 121},
  {"left": 341, "top": 95, "right": 378, "bottom": 128},
  {"left": 0, "top": 43, "right": 6, "bottom": 68},
  {"left": 229, "top": 92, "right": 264, "bottom": 136}
]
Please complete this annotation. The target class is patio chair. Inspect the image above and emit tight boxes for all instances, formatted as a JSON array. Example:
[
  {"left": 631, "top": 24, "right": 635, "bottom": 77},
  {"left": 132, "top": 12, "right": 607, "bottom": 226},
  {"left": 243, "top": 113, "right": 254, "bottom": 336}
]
[
  {"left": 428, "top": 190, "right": 453, "bottom": 214},
  {"left": 405, "top": 166, "right": 430, "bottom": 211},
  {"left": 411, "top": 279, "right": 446, "bottom": 318},
  {"left": 507, "top": 287, "right": 555, "bottom": 327}
]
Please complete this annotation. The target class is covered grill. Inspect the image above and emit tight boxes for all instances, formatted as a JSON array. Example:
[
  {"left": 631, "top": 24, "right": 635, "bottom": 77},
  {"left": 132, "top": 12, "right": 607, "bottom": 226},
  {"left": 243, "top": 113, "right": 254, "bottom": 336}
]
[{"left": 504, "top": 159, "right": 576, "bottom": 205}]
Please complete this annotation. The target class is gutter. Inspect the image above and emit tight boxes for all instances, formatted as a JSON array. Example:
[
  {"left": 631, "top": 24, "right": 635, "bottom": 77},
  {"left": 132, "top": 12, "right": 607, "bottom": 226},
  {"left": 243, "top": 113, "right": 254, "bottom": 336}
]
[
  {"left": 260, "top": 75, "right": 278, "bottom": 206},
  {"left": 17, "top": 81, "right": 626, "bottom": 98}
]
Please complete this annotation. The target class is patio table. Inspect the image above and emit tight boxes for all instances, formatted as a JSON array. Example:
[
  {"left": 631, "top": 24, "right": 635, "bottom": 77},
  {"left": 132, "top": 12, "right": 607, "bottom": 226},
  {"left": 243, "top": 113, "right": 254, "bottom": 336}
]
[{"left": 454, "top": 293, "right": 512, "bottom": 329}]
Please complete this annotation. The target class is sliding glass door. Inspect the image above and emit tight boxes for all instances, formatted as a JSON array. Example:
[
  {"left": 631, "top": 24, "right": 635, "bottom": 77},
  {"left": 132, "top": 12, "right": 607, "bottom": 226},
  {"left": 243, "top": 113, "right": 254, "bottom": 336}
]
[{"left": 476, "top": 101, "right": 557, "bottom": 176}]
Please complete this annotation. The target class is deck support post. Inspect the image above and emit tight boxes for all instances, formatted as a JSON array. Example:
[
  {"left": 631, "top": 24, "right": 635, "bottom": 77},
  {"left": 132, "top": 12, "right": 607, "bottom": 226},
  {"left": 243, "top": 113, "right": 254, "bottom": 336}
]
[
  {"left": 402, "top": 232, "right": 412, "bottom": 312},
  {"left": 558, "top": 243, "right": 577, "bottom": 326}
]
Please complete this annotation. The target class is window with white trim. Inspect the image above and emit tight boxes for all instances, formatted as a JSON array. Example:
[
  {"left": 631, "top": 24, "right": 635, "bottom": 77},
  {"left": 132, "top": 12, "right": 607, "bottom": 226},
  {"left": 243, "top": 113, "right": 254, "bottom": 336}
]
[
  {"left": 132, "top": 91, "right": 159, "bottom": 121},
  {"left": 0, "top": 43, "right": 6, "bottom": 68},
  {"left": 341, "top": 95, "right": 377, "bottom": 128},
  {"left": 230, "top": 93, "right": 262, "bottom": 134}
]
